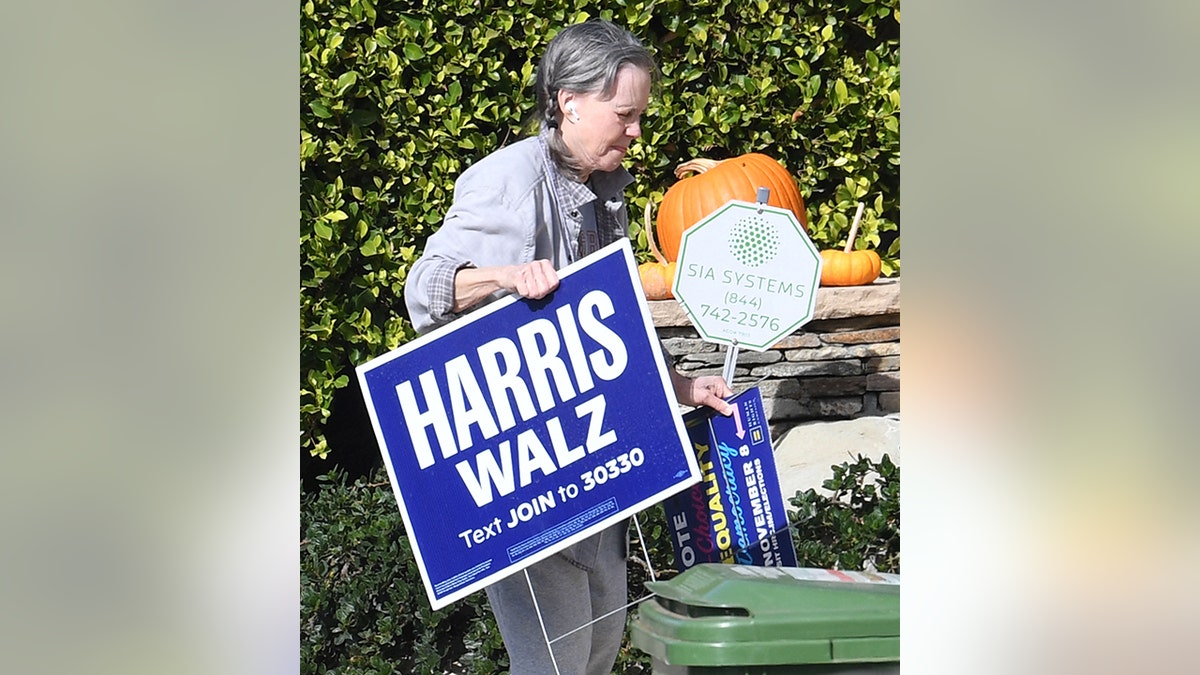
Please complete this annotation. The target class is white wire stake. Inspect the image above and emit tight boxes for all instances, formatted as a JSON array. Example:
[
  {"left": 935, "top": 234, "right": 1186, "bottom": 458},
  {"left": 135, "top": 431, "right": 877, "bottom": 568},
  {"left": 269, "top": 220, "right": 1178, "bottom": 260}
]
[
  {"left": 632, "top": 514, "right": 658, "bottom": 584},
  {"left": 548, "top": 516, "right": 663, "bottom": 647}
]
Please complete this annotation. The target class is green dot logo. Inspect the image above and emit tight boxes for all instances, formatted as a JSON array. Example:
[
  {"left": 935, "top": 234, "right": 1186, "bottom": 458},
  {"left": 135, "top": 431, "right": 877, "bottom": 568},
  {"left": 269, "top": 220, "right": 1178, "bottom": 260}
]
[{"left": 729, "top": 214, "right": 780, "bottom": 267}]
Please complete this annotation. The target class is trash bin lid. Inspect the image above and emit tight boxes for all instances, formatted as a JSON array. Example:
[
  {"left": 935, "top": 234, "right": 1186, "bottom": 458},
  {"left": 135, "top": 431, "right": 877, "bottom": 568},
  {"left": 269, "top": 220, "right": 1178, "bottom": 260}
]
[{"left": 631, "top": 564, "right": 899, "bottom": 667}]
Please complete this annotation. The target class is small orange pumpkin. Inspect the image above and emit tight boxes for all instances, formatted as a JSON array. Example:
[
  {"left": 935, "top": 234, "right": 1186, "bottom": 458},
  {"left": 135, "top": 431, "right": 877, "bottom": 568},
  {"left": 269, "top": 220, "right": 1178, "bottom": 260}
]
[
  {"left": 638, "top": 201, "right": 676, "bottom": 300},
  {"left": 656, "top": 154, "right": 808, "bottom": 262},
  {"left": 638, "top": 260, "right": 677, "bottom": 300},
  {"left": 820, "top": 202, "right": 882, "bottom": 286},
  {"left": 820, "top": 249, "right": 881, "bottom": 286}
]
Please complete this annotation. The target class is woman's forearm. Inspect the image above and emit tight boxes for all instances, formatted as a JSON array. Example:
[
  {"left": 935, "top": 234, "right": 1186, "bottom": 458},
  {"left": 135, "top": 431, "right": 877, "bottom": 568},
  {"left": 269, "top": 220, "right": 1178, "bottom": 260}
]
[{"left": 452, "top": 259, "right": 561, "bottom": 313}]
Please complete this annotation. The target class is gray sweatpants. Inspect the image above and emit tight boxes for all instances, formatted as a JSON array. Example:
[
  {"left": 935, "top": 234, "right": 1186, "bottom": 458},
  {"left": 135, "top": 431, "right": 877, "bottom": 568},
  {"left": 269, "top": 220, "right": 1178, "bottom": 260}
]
[{"left": 485, "top": 520, "right": 628, "bottom": 675}]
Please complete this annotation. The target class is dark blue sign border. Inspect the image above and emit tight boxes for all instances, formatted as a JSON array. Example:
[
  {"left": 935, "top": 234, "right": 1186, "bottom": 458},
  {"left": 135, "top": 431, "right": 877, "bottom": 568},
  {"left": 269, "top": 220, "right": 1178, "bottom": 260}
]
[{"left": 357, "top": 240, "right": 700, "bottom": 609}]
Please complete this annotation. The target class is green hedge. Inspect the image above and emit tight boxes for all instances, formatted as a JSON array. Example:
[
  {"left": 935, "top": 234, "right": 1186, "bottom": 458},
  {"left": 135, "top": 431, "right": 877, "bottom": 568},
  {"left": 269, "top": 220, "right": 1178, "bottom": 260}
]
[
  {"left": 301, "top": 0, "right": 900, "bottom": 459},
  {"left": 301, "top": 455, "right": 899, "bottom": 674}
]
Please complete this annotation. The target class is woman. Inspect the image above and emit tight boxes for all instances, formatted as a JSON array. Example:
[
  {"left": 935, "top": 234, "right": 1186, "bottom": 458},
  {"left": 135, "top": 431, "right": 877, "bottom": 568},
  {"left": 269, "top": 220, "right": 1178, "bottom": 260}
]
[{"left": 405, "top": 19, "right": 732, "bottom": 674}]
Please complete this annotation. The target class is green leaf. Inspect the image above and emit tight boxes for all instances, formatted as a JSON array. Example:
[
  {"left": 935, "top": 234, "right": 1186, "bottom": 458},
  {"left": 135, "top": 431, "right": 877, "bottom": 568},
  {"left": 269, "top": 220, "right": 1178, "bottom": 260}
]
[
  {"left": 335, "top": 71, "right": 358, "bottom": 96},
  {"left": 309, "top": 100, "right": 332, "bottom": 118},
  {"left": 785, "top": 60, "right": 810, "bottom": 78},
  {"left": 360, "top": 233, "right": 382, "bottom": 256},
  {"left": 806, "top": 74, "right": 822, "bottom": 98},
  {"left": 404, "top": 43, "right": 424, "bottom": 60}
]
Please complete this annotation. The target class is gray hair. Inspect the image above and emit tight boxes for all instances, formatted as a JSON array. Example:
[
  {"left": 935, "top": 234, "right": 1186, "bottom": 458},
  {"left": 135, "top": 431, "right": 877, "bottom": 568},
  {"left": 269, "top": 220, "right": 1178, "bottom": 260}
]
[{"left": 534, "top": 19, "right": 657, "bottom": 177}]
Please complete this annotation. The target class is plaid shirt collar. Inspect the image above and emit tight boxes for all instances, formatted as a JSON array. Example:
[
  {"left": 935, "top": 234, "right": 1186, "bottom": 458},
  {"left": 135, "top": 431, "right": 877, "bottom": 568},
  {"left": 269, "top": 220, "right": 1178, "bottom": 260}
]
[{"left": 538, "top": 131, "right": 633, "bottom": 258}]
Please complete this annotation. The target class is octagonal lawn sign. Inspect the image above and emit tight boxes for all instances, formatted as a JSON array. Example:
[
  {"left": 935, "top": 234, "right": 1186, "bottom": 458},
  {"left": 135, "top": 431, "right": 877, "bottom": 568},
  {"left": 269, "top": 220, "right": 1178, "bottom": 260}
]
[{"left": 672, "top": 199, "right": 822, "bottom": 351}]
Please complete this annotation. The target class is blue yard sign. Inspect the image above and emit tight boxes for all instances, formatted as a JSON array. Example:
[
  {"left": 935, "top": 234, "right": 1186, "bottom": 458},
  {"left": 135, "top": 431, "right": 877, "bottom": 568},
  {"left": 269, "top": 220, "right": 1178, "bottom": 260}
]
[
  {"left": 357, "top": 240, "right": 701, "bottom": 609},
  {"left": 663, "top": 387, "right": 798, "bottom": 572}
]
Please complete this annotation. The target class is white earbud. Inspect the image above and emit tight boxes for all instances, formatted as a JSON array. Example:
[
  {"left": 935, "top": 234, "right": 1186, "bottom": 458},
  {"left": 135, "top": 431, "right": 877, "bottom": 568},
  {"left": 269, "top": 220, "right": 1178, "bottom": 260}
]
[{"left": 566, "top": 102, "right": 580, "bottom": 121}]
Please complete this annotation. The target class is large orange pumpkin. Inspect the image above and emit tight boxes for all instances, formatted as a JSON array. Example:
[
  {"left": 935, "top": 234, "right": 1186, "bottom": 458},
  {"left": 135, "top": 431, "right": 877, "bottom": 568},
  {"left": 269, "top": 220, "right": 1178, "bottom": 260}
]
[
  {"left": 656, "top": 154, "right": 808, "bottom": 262},
  {"left": 820, "top": 202, "right": 882, "bottom": 286}
]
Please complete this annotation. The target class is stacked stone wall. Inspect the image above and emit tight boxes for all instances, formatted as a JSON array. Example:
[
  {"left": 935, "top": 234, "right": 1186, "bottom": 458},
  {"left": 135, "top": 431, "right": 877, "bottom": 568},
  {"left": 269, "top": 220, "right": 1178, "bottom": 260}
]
[{"left": 649, "top": 279, "right": 900, "bottom": 436}]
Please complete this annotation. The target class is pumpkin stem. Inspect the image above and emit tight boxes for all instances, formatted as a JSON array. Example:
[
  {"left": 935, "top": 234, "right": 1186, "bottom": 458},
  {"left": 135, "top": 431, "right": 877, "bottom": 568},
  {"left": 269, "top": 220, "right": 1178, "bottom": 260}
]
[
  {"left": 673, "top": 157, "right": 722, "bottom": 180},
  {"left": 645, "top": 199, "right": 667, "bottom": 264},
  {"left": 844, "top": 202, "right": 865, "bottom": 254}
]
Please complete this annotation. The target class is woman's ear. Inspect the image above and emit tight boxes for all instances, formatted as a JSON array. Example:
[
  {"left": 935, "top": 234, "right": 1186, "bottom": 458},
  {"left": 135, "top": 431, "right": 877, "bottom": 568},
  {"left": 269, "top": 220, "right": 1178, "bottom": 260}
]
[{"left": 557, "top": 91, "right": 578, "bottom": 121}]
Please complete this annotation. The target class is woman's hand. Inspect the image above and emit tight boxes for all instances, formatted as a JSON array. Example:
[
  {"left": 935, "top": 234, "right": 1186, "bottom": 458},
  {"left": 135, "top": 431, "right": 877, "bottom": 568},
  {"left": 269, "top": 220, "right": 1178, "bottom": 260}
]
[
  {"left": 671, "top": 370, "right": 734, "bottom": 416},
  {"left": 504, "top": 259, "right": 560, "bottom": 299}
]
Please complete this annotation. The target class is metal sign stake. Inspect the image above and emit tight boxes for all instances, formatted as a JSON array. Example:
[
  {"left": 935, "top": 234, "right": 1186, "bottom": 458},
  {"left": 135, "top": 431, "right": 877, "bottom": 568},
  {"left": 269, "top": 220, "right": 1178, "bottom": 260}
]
[
  {"left": 526, "top": 514, "right": 666, "bottom": 675},
  {"left": 722, "top": 339, "right": 739, "bottom": 385}
]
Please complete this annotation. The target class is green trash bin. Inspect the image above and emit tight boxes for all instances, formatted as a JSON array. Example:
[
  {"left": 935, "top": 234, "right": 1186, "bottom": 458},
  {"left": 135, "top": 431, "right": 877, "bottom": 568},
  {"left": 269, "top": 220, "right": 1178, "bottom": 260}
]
[{"left": 630, "top": 564, "right": 899, "bottom": 674}]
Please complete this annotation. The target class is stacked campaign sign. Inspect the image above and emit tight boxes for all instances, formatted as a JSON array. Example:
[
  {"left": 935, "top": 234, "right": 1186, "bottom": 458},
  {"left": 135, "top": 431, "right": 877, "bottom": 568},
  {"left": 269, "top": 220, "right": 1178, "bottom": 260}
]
[
  {"left": 357, "top": 240, "right": 701, "bottom": 610},
  {"left": 663, "top": 387, "right": 798, "bottom": 572}
]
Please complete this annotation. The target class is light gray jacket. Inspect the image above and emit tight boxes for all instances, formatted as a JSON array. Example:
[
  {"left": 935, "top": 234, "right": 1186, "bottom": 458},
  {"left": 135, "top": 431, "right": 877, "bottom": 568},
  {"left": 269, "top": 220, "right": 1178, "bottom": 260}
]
[{"left": 404, "top": 134, "right": 633, "bottom": 334}]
